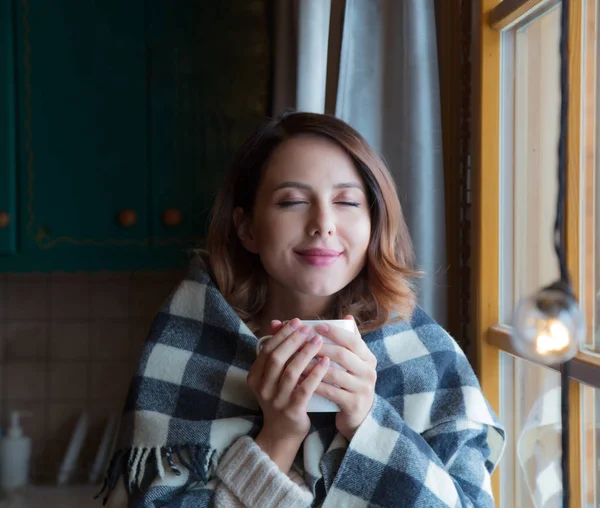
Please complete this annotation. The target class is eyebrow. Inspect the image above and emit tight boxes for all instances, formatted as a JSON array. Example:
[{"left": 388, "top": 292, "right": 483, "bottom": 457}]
[{"left": 273, "top": 181, "right": 365, "bottom": 191}]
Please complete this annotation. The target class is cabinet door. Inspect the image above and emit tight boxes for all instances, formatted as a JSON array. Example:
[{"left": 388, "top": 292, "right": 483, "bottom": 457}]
[
  {"left": 148, "top": 0, "right": 271, "bottom": 247},
  {"left": 0, "top": 0, "right": 16, "bottom": 255},
  {"left": 15, "top": 1, "right": 148, "bottom": 253}
]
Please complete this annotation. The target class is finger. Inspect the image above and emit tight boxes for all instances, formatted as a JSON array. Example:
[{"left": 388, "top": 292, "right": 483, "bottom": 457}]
[
  {"left": 260, "top": 318, "right": 302, "bottom": 355},
  {"left": 260, "top": 326, "right": 314, "bottom": 399},
  {"left": 247, "top": 350, "right": 269, "bottom": 393},
  {"left": 276, "top": 335, "right": 323, "bottom": 403},
  {"left": 300, "top": 359, "right": 319, "bottom": 378},
  {"left": 272, "top": 325, "right": 319, "bottom": 361},
  {"left": 313, "top": 379, "right": 351, "bottom": 408},
  {"left": 299, "top": 353, "right": 339, "bottom": 378},
  {"left": 270, "top": 320, "right": 284, "bottom": 335},
  {"left": 251, "top": 320, "right": 309, "bottom": 395},
  {"left": 320, "top": 367, "right": 362, "bottom": 392},
  {"left": 293, "top": 356, "right": 330, "bottom": 408},
  {"left": 318, "top": 343, "right": 365, "bottom": 374},
  {"left": 342, "top": 316, "right": 373, "bottom": 364},
  {"left": 314, "top": 322, "right": 372, "bottom": 361}
]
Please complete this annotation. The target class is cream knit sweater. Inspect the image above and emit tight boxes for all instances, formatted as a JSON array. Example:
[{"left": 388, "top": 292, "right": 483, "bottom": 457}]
[{"left": 214, "top": 436, "right": 313, "bottom": 507}]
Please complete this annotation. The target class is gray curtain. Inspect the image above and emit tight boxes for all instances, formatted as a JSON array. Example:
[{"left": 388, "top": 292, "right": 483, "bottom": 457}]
[
  {"left": 273, "top": 0, "right": 333, "bottom": 114},
  {"left": 273, "top": 0, "right": 447, "bottom": 326}
]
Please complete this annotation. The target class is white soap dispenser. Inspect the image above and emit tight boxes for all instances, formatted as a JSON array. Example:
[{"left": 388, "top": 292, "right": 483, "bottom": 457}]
[{"left": 0, "top": 411, "right": 32, "bottom": 492}]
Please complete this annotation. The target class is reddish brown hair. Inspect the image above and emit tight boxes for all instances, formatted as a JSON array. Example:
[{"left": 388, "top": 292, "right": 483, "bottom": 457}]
[{"left": 205, "top": 111, "right": 417, "bottom": 333}]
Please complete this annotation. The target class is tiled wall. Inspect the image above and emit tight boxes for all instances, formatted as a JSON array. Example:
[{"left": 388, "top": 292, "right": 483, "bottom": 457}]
[{"left": 0, "top": 270, "right": 183, "bottom": 484}]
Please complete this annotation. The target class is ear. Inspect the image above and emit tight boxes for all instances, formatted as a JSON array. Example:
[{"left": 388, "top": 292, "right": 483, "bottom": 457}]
[{"left": 233, "top": 207, "right": 259, "bottom": 254}]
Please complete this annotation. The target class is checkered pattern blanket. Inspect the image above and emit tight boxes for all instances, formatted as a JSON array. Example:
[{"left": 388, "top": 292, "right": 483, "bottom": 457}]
[{"left": 99, "top": 255, "right": 505, "bottom": 507}]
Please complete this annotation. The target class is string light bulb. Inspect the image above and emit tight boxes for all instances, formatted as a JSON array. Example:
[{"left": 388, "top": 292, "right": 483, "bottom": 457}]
[{"left": 512, "top": 281, "right": 585, "bottom": 365}]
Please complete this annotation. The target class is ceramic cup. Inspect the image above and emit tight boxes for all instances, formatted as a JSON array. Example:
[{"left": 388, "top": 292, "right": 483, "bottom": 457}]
[{"left": 255, "top": 319, "right": 355, "bottom": 412}]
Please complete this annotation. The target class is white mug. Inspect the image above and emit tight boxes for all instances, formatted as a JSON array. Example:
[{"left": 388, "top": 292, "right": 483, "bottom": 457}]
[{"left": 255, "top": 319, "right": 355, "bottom": 412}]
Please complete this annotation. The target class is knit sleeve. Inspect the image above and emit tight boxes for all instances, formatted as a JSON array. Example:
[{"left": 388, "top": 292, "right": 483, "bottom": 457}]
[{"left": 214, "top": 436, "right": 314, "bottom": 508}]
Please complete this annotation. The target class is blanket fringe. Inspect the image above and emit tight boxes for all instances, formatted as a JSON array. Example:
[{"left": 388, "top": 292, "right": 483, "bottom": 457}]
[{"left": 94, "top": 444, "right": 215, "bottom": 505}]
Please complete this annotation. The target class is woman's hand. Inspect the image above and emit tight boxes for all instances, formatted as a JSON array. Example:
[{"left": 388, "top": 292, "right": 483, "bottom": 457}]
[
  {"left": 313, "top": 316, "right": 378, "bottom": 441},
  {"left": 247, "top": 318, "right": 330, "bottom": 472}
]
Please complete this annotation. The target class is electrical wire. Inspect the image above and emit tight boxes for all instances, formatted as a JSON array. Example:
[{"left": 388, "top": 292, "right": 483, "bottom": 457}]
[{"left": 557, "top": 0, "right": 570, "bottom": 506}]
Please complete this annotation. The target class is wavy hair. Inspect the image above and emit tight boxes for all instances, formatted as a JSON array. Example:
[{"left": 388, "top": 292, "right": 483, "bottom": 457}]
[{"left": 205, "top": 111, "right": 417, "bottom": 333}]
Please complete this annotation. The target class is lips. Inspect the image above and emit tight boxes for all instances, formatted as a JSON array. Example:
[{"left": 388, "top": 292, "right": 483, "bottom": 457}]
[
  {"left": 296, "top": 248, "right": 342, "bottom": 257},
  {"left": 294, "top": 248, "right": 343, "bottom": 266}
]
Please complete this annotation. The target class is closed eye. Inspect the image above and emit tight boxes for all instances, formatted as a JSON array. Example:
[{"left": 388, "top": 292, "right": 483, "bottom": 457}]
[
  {"left": 277, "top": 200, "right": 307, "bottom": 208},
  {"left": 277, "top": 200, "right": 360, "bottom": 208}
]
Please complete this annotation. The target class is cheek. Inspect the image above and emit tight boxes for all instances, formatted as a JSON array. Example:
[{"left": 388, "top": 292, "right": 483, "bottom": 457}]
[
  {"left": 347, "top": 215, "right": 371, "bottom": 249},
  {"left": 253, "top": 213, "right": 292, "bottom": 248}
]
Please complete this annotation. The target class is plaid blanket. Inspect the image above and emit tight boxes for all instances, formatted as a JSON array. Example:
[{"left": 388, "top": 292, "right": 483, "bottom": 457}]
[{"left": 99, "top": 255, "right": 505, "bottom": 507}]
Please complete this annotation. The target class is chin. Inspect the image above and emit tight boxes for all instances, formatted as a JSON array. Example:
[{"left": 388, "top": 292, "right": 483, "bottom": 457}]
[
  {"left": 301, "top": 286, "right": 339, "bottom": 297},
  {"left": 294, "top": 278, "right": 348, "bottom": 297}
]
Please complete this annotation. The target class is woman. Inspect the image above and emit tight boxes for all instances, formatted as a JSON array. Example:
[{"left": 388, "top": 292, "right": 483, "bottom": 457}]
[{"left": 101, "top": 111, "right": 505, "bottom": 507}]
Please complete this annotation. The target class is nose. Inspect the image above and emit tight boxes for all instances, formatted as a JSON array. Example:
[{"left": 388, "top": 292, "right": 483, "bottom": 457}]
[{"left": 307, "top": 203, "right": 336, "bottom": 237}]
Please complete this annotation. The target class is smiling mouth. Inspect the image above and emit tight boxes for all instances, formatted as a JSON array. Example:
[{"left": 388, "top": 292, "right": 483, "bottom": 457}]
[{"left": 294, "top": 248, "right": 343, "bottom": 266}]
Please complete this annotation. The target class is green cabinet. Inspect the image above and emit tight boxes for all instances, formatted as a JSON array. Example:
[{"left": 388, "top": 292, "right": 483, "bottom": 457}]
[
  {"left": 16, "top": 1, "right": 149, "bottom": 252},
  {"left": 0, "top": 0, "right": 271, "bottom": 272},
  {"left": 0, "top": 0, "right": 17, "bottom": 256}
]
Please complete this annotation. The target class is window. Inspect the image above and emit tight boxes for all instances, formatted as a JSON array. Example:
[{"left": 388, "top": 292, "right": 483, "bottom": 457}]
[
  {"left": 498, "top": 5, "right": 564, "bottom": 506},
  {"left": 474, "top": 0, "right": 600, "bottom": 506},
  {"left": 581, "top": 0, "right": 598, "bottom": 355},
  {"left": 581, "top": 1, "right": 599, "bottom": 505}
]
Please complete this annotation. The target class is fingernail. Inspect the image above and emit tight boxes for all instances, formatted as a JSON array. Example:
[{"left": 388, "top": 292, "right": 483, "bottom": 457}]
[
  {"left": 320, "top": 356, "right": 330, "bottom": 366},
  {"left": 316, "top": 323, "right": 329, "bottom": 333},
  {"left": 310, "top": 335, "right": 321, "bottom": 345},
  {"left": 299, "top": 325, "right": 311, "bottom": 335},
  {"left": 289, "top": 318, "right": 300, "bottom": 329}
]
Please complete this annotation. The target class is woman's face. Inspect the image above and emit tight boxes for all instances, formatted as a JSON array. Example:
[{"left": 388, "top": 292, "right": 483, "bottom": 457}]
[{"left": 236, "top": 134, "right": 371, "bottom": 298}]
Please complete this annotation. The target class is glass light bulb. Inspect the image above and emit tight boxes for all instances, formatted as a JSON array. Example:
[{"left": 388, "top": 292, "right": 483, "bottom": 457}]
[
  {"left": 512, "top": 284, "right": 585, "bottom": 365},
  {"left": 534, "top": 319, "right": 569, "bottom": 355}
]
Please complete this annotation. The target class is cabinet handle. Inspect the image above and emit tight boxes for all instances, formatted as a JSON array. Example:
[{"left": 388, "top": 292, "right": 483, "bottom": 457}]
[
  {"left": 162, "top": 209, "right": 182, "bottom": 227},
  {"left": 0, "top": 211, "right": 10, "bottom": 229},
  {"left": 118, "top": 209, "right": 137, "bottom": 228}
]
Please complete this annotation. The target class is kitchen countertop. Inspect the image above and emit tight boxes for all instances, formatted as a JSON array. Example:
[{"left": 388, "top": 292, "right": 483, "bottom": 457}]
[{"left": 0, "top": 485, "right": 100, "bottom": 508}]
